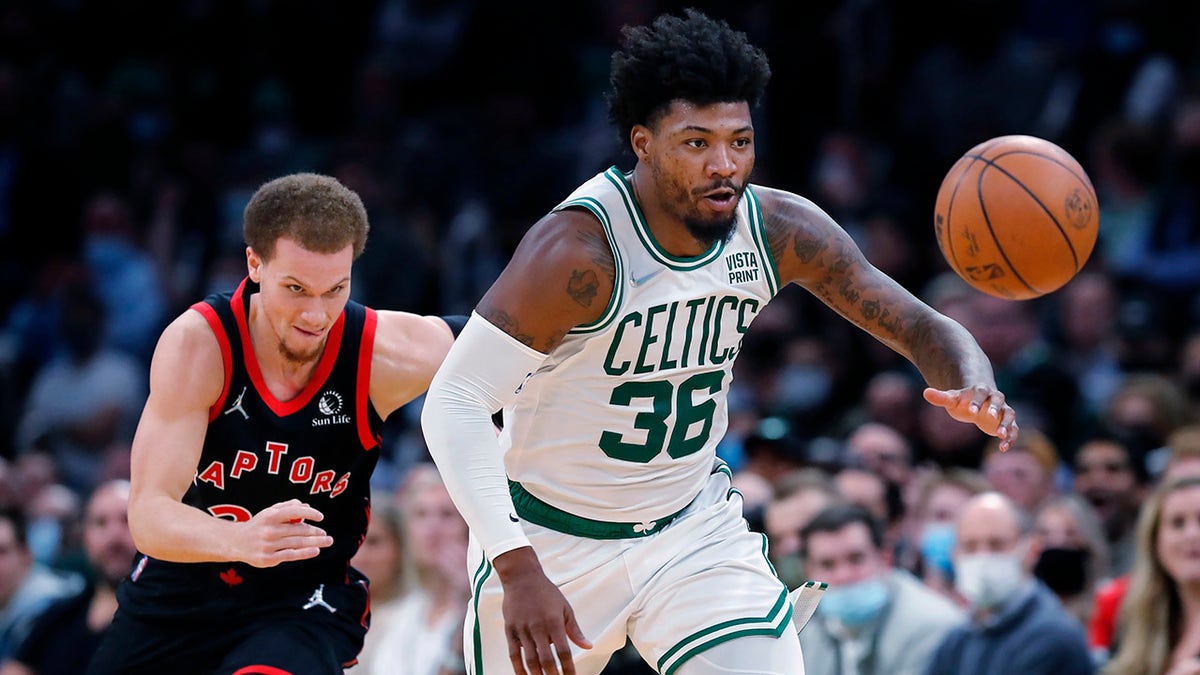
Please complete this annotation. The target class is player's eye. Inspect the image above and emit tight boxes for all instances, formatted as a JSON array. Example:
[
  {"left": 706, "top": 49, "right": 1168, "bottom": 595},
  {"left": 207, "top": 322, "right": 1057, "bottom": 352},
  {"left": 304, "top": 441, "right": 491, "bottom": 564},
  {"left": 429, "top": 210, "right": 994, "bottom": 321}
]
[
  {"left": 686, "top": 139, "right": 707, "bottom": 149},
  {"left": 288, "top": 284, "right": 304, "bottom": 293},
  {"left": 733, "top": 138, "right": 751, "bottom": 148}
]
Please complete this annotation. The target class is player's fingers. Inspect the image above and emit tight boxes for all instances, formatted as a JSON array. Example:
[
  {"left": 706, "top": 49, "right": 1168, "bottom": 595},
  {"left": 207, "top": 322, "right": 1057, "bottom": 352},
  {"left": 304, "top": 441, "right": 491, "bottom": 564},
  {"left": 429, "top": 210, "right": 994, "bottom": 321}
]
[
  {"left": 275, "top": 501, "right": 325, "bottom": 523},
  {"left": 532, "top": 632, "right": 563, "bottom": 675},
  {"left": 507, "top": 627, "right": 529, "bottom": 675},
  {"left": 922, "top": 387, "right": 956, "bottom": 407},
  {"left": 277, "top": 533, "right": 334, "bottom": 551},
  {"left": 966, "top": 386, "right": 990, "bottom": 415},
  {"left": 519, "top": 628, "right": 548, "bottom": 675},
  {"left": 564, "top": 611, "right": 592, "bottom": 650}
]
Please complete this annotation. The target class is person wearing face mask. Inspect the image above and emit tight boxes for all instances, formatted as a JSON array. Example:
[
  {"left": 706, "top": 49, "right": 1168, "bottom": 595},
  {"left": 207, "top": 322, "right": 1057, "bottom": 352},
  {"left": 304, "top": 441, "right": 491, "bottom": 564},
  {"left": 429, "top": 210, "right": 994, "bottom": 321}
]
[
  {"left": 927, "top": 491, "right": 1094, "bottom": 675},
  {"left": 798, "top": 502, "right": 961, "bottom": 675},
  {"left": 1032, "top": 495, "right": 1111, "bottom": 632}
]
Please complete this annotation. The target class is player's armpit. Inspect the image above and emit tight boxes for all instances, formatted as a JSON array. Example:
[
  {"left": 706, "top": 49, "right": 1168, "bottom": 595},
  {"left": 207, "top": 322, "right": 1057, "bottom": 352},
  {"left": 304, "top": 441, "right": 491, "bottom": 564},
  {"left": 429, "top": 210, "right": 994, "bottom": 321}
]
[{"left": 475, "top": 208, "right": 615, "bottom": 354}]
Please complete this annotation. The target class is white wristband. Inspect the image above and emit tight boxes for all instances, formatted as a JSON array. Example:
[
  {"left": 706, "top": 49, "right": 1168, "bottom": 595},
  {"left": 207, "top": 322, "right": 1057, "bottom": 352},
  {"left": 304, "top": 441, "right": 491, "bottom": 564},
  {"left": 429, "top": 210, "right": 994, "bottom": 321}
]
[{"left": 420, "top": 312, "right": 546, "bottom": 560}]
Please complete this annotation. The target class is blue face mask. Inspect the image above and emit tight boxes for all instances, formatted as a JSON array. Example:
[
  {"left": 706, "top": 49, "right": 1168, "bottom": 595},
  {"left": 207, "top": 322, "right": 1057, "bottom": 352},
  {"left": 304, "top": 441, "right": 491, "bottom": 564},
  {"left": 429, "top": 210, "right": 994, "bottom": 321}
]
[
  {"left": 919, "top": 522, "right": 957, "bottom": 577},
  {"left": 818, "top": 576, "right": 890, "bottom": 626},
  {"left": 26, "top": 517, "right": 62, "bottom": 565}
]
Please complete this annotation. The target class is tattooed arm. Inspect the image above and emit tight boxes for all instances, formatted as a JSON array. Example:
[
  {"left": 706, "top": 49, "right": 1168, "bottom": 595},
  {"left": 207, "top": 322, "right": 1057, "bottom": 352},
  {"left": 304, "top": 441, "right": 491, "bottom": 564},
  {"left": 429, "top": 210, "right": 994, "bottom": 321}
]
[
  {"left": 757, "top": 187, "right": 1017, "bottom": 448},
  {"left": 475, "top": 207, "right": 616, "bottom": 353}
]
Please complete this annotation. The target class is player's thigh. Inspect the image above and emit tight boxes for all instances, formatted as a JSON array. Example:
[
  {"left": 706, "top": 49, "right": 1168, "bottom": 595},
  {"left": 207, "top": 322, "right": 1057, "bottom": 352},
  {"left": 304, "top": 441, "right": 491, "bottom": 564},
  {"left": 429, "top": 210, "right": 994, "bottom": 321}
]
[
  {"left": 217, "top": 613, "right": 364, "bottom": 675},
  {"left": 673, "top": 633, "right": 805, "bottom": 675},
  {"left": 629, "top": 493, "right": 798, "bottom": 674},
  {"left": 87, "top": 610, "right": 231, "bottom": 675},
  {"left": 464, "top": 530, "right": 635, "bottom": 675}
]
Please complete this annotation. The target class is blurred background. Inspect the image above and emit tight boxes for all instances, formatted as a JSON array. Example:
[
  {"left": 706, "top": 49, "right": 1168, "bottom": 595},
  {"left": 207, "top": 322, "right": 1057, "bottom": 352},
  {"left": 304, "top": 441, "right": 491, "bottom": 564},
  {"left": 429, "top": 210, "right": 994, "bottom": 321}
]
[{"left": 1, "top": 0, "right": 1199, "bottom": 673}]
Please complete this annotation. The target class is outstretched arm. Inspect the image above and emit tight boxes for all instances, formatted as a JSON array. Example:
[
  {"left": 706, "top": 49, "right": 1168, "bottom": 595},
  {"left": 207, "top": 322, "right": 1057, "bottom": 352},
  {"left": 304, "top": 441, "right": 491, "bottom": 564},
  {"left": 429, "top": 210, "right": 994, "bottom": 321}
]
[
  {"left": 759, "top": 187, "right": 1017, "bottom": 448},
  {"left": 422, "top": 207, "right": 609, "bottom": 674},
  {"left": 128, "top": 311, "right": 333, "bottom": 566}
]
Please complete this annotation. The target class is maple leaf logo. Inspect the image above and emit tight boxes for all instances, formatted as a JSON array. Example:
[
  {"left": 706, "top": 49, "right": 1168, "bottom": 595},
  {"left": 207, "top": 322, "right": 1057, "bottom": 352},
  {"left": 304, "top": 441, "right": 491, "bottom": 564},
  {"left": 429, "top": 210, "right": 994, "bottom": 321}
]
[{"left": 219, "top": 568, "right": 244, "bottom": 587}]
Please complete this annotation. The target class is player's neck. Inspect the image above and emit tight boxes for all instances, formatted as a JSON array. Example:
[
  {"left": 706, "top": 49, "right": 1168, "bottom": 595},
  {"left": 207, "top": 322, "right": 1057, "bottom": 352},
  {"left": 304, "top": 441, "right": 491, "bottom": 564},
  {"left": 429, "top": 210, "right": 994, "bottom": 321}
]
[
  {"left": 246, "top": 299, "right": 323, "bottom": 399},
  {"left": 630, "top": 167, "right": 710, "bottom": 258}
]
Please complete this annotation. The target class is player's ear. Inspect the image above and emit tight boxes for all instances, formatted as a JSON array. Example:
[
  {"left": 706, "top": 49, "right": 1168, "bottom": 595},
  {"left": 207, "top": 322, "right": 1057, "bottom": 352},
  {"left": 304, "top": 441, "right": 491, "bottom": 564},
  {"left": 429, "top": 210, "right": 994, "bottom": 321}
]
[
  {"left": 246, "top": 246, "right": 263, "bottom": 282},
  {"left": 630, "top": 125, "right": 651, "bottom": 161}
]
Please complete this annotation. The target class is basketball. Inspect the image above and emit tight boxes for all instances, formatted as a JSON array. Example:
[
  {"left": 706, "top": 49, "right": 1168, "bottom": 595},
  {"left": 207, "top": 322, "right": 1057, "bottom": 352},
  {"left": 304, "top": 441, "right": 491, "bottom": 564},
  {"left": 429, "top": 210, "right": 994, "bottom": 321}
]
[{"left": 933, "top": 134, "right": 1099, "bottom": 300}]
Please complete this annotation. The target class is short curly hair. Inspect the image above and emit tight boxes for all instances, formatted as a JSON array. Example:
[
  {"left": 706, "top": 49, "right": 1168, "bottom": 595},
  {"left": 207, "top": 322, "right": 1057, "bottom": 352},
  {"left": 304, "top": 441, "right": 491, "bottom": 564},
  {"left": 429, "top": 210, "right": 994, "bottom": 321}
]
[
  {"left": 606, "top": 9, "right": 771, "bottom": 141},
  {"left": 243, "top": 173, "right": 369, "bottom": 261}
]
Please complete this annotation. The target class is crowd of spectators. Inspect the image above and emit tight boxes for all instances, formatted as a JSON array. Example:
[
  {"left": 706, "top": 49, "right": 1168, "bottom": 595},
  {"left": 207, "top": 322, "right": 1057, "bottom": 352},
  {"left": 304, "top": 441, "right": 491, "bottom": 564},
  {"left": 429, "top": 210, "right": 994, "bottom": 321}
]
[{"left": 0, "top": 1, "right": 1199, "bottom": 673}]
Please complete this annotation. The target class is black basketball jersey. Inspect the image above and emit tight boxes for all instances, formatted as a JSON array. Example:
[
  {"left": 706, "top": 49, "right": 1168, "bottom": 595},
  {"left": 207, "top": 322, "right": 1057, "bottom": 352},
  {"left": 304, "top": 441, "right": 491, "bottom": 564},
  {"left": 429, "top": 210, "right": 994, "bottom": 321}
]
[{"left": 117, "top": 277, "right": 383, "bottom": 619}]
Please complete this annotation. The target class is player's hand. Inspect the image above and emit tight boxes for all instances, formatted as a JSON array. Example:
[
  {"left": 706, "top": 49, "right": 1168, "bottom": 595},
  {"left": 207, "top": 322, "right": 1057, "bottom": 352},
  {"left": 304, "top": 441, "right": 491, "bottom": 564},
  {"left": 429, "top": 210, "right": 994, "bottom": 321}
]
[
  {"left": 493, "top": 547, "right": 592, "bottom": 674},
  {"left": 923, "top": 386, "right": 1019, "bottom": 451},
  {"left": 237, "top": 499, "right": 333, "bottom": 568}
]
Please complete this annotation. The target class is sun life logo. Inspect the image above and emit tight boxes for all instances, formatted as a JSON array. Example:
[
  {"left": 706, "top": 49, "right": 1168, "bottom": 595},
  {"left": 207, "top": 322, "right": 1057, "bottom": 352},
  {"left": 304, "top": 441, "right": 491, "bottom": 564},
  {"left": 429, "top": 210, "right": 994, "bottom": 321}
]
[{"left": 313, "top": 390, "right": 350, "bottom": 427}]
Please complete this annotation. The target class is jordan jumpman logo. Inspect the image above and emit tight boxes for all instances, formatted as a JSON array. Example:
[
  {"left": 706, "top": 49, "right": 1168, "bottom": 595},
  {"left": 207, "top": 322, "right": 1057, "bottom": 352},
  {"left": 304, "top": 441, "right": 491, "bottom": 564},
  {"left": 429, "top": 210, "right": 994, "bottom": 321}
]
[{"left": 224, "top": 386, "right": 249, "bottom": 420}]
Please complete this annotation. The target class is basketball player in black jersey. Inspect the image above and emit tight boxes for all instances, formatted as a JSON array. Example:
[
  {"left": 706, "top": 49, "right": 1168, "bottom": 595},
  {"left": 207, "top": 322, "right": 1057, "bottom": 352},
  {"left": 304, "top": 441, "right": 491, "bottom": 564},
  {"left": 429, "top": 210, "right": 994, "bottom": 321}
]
[{"left": 86, "top": 173, "right": 460, "bottom": 675}]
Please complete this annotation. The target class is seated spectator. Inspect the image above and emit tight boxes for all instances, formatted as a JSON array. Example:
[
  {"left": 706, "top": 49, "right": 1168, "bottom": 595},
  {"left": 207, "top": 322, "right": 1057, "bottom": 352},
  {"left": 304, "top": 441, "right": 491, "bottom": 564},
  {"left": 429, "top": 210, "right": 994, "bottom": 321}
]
[
  {"left": 0, "top": 509, "right": 81, "bottom": 663},
  {"left": 894, "top": 467, "right": 990, "bottom": 599},
  {"left": 832, "top": 466, "right": 904, "bottom": 555},
  {"left": 0, "top": 479, "right": 134, "bottom": 675},
  {"left": 14, "top": 284, "right": 146, "bottom": 494},
  {"left": 371, "top": 465, "right": 469, "bottom": 675},
  {"left": 982, "top": 426, "right": 1062, "bottom": 514},
  {"left": 1161, "top": 424, "right": 1200, "bottom": 479},
  {"left": 843, "top": 421, "right": 915, "bottom": 504},
  {"left": 763, "top": 468, "right": 838, "bottom": 590},
  {"left": 1032, "top": 494, "right": 1110, "bottom": 630},
  {"left": 798, "top": 502, "right": 962, "bottom": 675},
  {"left": 927, "top": 492, "right": 1094, "bottom": 675},
  {"left": 1073, "top": 430, "right": 1154, "bottom": 578},
  {"left": 350, "top": 495, "right": 409, "bottom": 674},
  {"left": 1103, "top": 476, "right": 1200, "bottom": 675}
]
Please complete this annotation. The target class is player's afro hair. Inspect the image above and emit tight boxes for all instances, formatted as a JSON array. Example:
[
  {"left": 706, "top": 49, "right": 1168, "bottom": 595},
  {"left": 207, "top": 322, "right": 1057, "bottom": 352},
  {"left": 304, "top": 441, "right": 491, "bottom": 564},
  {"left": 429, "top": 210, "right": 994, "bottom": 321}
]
[{"left": 606, "top": 8, "right": 771, "bottom": 140}]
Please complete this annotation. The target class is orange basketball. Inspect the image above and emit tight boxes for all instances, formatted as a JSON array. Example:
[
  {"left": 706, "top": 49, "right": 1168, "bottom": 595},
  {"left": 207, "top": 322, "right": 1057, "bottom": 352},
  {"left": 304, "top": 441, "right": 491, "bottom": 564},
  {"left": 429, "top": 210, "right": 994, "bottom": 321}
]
[{"left": 933, "top": 135, "right": 1099, "bottom": 300}]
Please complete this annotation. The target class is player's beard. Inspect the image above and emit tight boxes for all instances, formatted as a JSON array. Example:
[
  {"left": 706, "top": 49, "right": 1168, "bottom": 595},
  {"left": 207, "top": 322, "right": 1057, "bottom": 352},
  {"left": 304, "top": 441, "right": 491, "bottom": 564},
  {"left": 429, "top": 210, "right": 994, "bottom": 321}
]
[
  {"left": 279, "top": 337, "right": 323, "bottom": 365},
  {"left": 683, "top": 211, "right": 738, "bottom": 248}
]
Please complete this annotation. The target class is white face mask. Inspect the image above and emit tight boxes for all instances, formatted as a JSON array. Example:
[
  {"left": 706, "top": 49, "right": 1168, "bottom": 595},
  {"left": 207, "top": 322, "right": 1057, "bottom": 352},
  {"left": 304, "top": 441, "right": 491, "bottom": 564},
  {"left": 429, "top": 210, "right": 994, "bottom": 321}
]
[{"left": 954, "top": 552, "right": 1024, "bottom": 610}]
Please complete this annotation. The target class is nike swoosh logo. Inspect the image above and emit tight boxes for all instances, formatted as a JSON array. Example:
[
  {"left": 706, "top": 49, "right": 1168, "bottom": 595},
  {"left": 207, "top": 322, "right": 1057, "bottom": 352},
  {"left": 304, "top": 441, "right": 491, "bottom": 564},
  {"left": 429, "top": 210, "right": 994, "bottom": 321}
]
[
  {"left": 509, "top": 513, "right": 519, "bottom": 523},
  {"left": 631, "top": 268, "right": 665, "bottom": 287}
]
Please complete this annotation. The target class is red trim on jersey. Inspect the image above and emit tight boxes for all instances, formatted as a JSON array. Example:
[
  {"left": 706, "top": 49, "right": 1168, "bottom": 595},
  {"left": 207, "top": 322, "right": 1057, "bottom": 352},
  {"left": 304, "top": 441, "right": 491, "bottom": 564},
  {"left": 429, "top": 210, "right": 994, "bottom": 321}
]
[
  {"left": 356, "top": 308, "right": 379, "bottom": 450},
  {"left": 191, "top": 301, "right": 232, "bottom": 422},
  {"left": 231, "top": 279, "right": 346, "bottom": 417},
  {"left": 232, "top": 667, "right": 293, "bottom": 675}
]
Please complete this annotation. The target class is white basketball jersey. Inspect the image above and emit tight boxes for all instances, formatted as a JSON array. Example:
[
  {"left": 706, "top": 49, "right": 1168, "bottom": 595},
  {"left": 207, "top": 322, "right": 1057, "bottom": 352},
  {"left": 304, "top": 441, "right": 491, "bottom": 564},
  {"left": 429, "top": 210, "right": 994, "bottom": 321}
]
[{"left": 500, "top": 166, "right": 780, "bottom": 523}]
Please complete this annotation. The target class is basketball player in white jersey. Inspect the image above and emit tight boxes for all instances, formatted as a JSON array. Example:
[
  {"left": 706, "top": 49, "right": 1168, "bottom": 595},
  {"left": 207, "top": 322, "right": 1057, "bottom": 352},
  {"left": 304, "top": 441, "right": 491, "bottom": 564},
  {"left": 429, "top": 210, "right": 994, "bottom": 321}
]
[{"left": 421, "top": 9, "right": 1018, "bottom": 675}]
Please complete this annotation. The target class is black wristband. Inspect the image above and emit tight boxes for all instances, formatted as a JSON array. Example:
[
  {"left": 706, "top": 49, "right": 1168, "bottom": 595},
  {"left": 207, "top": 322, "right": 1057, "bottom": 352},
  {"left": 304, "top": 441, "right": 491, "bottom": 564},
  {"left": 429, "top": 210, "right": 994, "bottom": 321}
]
[{"left": 440, "top": 314, "right": 469, "bottom": 337}]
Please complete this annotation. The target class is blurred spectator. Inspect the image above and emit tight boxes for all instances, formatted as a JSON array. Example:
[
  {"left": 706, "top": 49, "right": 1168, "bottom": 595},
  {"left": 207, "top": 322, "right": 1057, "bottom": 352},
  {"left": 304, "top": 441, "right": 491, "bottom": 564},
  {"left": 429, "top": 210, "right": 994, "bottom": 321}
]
[
  {"left": 737, "top": 421, "right": 809, "bottom": 489},
  {"left": 1073, "top": 429, "right": 1154, "bottom": 578},
  {"left": 832, "top": 466, "right": 904, "bottom": 554},
  {"left": 798, "top": 502, "right": 961, "bottom": 675},
  {"left": 77, "top": 191, "right": 166, "bottom": 360},
  {"left": 0, "top": 509, "right": 80, "bottom": 663},
  {"left": 1103, "top": 476, "right": 1200, "bottom": 675},
  {"left": 0, "top": 479, "right": 134, "bottom": 675},
  {"left": 967, "top": 293, "right": 1084, "bottom": 454},
  {"left": 895, "top": 468, "right": 991, "bottom": 598},
  {"left": 21, "top": 486, "right": 80, "bottom": 572},
  {"left": 1052, "top": 270, "right": 1126, "bottom": 421},
  {"left": 1032, "top": 494, "right": 1111, "bottom": 630},
  {"left": 1105, "top": 372, "right": 1194, "bottom": 450},
  {"left": 982, "top": 427, "right": 1062, "bottom": 514},
  {"left": 1089, "top": 574, "right": 1129, "bottom": 669},
  {"left": 1178, "top": 329, "right": 1200, "bottom": 423},
  {"left": 844, "top": 421, "right": 915, "bottom": 500},
  {"left": 1163, "top": 424, "right": 1200, "bottom": 479},
  {"left": 763, "top": 468, "right": 839, "bottom": 591},
  {"left": 927, "top": 492, "right": 1094, "bottom": 675},
  {"left": 350, "top": 495, "right": 409, "bottom": 674},
  {"left": 14, "top": 284, "right": 145, "bottom": 494},
  {"left": 371, "top": 464, "right": 469, "bottom": 675}
]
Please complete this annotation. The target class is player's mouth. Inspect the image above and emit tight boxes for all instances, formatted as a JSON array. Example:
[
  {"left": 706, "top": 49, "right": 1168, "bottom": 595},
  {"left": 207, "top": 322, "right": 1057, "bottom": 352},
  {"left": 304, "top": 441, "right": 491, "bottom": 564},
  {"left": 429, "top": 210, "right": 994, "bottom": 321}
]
[{"left": 700, "top": 188, "right": 739, "bottom": 212}]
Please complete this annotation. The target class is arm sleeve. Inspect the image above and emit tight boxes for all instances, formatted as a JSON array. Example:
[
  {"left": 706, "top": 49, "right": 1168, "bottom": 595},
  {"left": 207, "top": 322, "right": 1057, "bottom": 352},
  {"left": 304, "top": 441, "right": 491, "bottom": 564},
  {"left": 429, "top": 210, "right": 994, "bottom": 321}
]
[{"left": 421, "top": 311, "right": 547, "bottom": 560}]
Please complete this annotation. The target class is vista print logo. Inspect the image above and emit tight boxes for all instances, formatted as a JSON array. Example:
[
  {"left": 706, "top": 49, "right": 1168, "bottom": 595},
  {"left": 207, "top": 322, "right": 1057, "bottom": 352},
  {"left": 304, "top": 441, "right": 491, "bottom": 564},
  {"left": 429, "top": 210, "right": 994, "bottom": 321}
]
[{"left": 313, "top": 390, "right": 350, "bottom": 427}]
